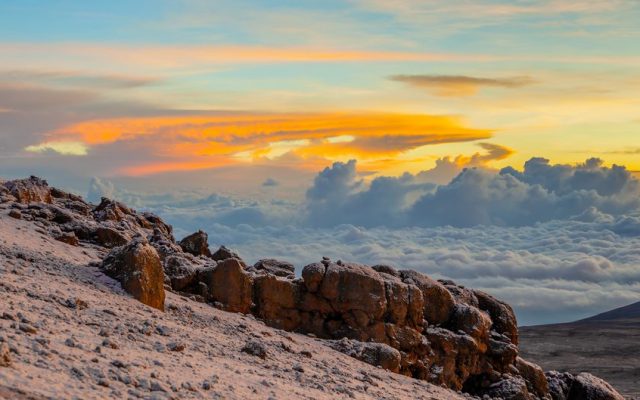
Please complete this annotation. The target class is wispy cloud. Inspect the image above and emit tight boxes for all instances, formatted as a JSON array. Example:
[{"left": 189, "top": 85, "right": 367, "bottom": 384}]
[
  {"left": 2, "top": 70, "right": 160, "bottom": 89},
  {"left": 389, "top": 74, "right": 536, "bottom": 96}
]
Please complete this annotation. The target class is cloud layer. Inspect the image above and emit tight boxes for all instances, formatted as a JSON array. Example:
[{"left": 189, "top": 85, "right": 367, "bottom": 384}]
[{"left": 85, "top": 156, "right": 640, "bottom": 325}]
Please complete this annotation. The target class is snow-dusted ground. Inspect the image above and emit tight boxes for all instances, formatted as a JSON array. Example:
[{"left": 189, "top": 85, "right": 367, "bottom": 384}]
[{"left": 0, "top": 209, "right": 463, "bottom": 399}]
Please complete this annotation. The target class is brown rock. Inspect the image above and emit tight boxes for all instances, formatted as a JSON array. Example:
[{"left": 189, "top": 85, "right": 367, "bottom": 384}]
[
  {"left": 201, "top": 258, "right": 253, "bottom": 313},
  {"left": 515, "top": 357, "right": 549, "bottom": 399},
  {"left": 319, "top": 262, "right": 386, "bottom": 321},
  {"left": 400, "top": 270, "right": 454, "bottom": 325},
  {"left": 94, "top": 226, "right": 130, "bottom": 248},
  {"left": 0, "top": 342, "right": 11, "bottom": 367},
  {"left": 8, "top": 209, "right": 21, "bottom": 219},
  {"left": 179, "top": 230, "right": 211, "bottom": 257},
  {"left": 301, "top": 262, "right": 325, "bottom": 293},
  {"left": 55, "top": 232, "right": 79, "bottom": 246},
  {"left": 475, "top": 289, "right": 519, "bottom": 345},
  {"left": 253, "top": 274, "right": 302, "bottom": 330},
  {"left": 102, "top": 238, "right": 165, "bottom": 310},
  {"left": 447, "top": 303, "right": 491, "bottom": 345}
]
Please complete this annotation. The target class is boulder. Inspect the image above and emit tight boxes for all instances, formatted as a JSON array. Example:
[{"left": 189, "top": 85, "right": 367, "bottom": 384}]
[
  {"left": 400, "top": 270, "right": 454, "bottom": 325},
  {"left": 301, "top": 262, "right": 325, "bottom": 293},
  {"left": 101, "top": 238, "right": 165, "bottom": 310},
  {"left": 179, "top": 230, "right": 211, "bottom": 257},
  {"left": 250, "top": 259, "right": 295, "bottom": 279},
  {"left": 568, "top": 373, "right": 625, "bottom": 400},
  {"left": 3, "top": 176, "right": 52, "bottom": 204},
  {"left": 326, "top": 338, "right": 401, "bottom": 373},
  {"left": 201, "top": 258, "right": 253, "bottom": 313}
]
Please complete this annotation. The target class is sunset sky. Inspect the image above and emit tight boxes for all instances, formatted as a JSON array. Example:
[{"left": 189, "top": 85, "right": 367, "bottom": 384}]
[
  {"left": 2, "top": 1, "right": 640, "bottom": 324},
  {"left": 1, "top": 0, "right": 639, "bottom": 187}
]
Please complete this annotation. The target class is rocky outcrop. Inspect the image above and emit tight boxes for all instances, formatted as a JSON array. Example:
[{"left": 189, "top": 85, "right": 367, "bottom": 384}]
[
  {"left": 0, "top": 176, "right": 626, "bottom": 400},
  {"left": 2, "top": 176, "right": 53, "bottom": 204},
  {"left": 101, "top": 238, "right": 165, "bottom": 311}
]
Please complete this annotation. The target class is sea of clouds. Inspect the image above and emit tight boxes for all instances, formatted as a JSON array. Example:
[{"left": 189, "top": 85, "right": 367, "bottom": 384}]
[{"left": 89, "top": 157, "right": 640, "bottom": 325}]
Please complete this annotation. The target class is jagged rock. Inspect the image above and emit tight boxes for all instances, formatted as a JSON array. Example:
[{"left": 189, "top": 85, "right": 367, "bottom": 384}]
[
  {"left": 92, "top": 197, "right": 133, "bottom": 222},
  {"left": 379, "top": 272, "right": 424, "bottom": 328},
  {"left": 475, "top": 289, "right": 519, "bottom": 345},
  {"left": 200, "top": 258, "right": 253, "bottom": 313},
  {"left": 211, "top": 245, "right": 241, "bottom": 262},
  {"left": 179, "top": 230, "right": 211, "bottom": 257},
  {"left": 515, "top": 357, "right": 549, "bottom": 399},
  {"left": 400, "top": 270, "right": 454, "bottom": 325},
  {"left": 94, "top": 226, "right": 130, "bottom": 248},
  {"left": 568, "top": 373, "right": 625, "bottom": 400},
  {"left": 2, "top": 176, "right": 52, "bottom": 204},
  {"left": 250, "top": 259, "right": 295, "bottom": 278},
  {"left": 102, "top": 238, "right": 165, "bottom": 311},
  {"left": 326, "top": 338, "right": 401, "bottom": 373}
]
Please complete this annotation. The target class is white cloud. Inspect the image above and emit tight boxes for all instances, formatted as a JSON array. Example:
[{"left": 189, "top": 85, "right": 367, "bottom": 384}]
[{"left": 25, "top": 141, "right": 89, "bottom": 156}]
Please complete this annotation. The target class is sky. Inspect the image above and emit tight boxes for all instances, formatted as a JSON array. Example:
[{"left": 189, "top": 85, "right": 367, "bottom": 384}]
[{"left": 2, "top": 0, "right": 640, "bottom": 325}]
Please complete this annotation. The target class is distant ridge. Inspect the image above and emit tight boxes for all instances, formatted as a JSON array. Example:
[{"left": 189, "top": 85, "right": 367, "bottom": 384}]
[{"left": 577, "top": 300, "right": 640, "bottom": 323}]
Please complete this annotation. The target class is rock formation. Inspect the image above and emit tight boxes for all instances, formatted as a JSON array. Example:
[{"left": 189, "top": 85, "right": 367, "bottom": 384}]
[{"left": 0, "top": 176, "right": 625, "bottom": 400}]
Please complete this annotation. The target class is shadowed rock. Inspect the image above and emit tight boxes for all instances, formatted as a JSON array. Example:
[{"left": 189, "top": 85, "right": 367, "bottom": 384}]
[{"left": 179, "top": 230, "right": 211, "bottom": 257}]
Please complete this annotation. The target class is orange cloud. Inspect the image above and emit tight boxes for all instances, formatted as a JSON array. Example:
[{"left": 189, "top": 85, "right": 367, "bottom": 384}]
[{"left": 41, "top": 112, "right": 491, "bottom": 175}]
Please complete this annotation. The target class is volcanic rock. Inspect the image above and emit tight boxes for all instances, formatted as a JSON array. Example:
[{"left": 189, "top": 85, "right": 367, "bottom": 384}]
[{"left": 101, "top": 238, "right": 165, "bottom": 310}]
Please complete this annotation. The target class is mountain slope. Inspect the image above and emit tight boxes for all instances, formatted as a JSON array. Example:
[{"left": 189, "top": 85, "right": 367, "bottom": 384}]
[{"left": 0, "top": 211, "right": 462, "bottom": 400}]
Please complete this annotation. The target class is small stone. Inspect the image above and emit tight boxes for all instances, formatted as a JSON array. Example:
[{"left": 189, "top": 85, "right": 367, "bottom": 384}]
[
  {"left": 167, "top": 342, "right": 185, "bottom": 352},
  {"left": 8, "top": 209, "right": 21, "bottom": 219},
  {"left": 241, "top": 340, "right": 267, "bottom": 359},
  {"left": 18, "top": 323, "right": 37, "bottom": 334}
]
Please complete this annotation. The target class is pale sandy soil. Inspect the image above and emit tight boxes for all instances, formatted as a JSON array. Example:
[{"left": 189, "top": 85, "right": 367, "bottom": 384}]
[{"left": 0, "top": 210, "right": 464, "bottom": 400}]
